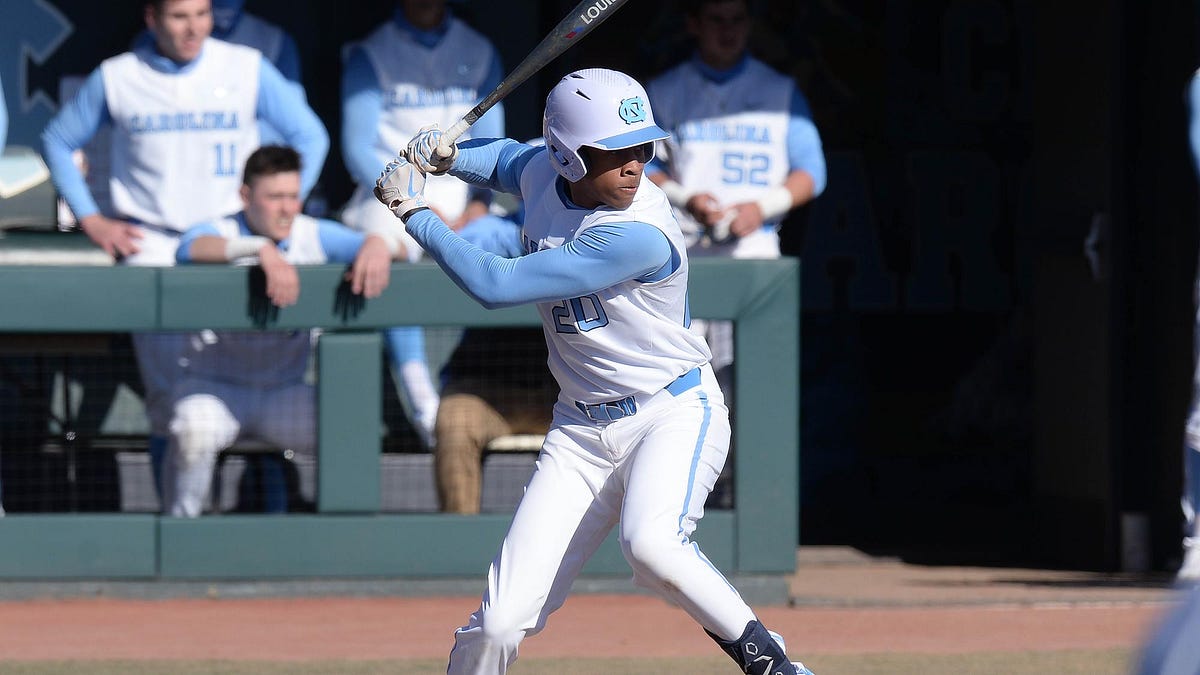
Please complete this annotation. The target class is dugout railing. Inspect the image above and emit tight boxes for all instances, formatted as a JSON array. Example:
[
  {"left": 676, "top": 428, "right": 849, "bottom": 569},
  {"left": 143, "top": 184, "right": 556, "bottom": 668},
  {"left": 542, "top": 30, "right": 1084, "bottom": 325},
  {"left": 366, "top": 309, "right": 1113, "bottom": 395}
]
[{"left": 0, "top": 249, "right": 799, "bottom": 580}]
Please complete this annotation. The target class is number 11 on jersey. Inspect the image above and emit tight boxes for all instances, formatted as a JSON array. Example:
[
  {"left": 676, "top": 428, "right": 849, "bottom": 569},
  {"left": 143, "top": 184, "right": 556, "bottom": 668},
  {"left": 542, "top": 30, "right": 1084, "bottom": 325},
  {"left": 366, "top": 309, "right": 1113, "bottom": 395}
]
[{"left": 214, "top": 143, "right": 238, "bottom": 177}]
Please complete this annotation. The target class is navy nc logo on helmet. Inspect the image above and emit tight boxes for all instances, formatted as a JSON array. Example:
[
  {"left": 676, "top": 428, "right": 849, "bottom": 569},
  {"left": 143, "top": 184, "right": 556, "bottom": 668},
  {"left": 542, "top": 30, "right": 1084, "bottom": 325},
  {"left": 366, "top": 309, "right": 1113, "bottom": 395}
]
[{"left": 618, "top": 97, "right": 647, "bottom": 124}]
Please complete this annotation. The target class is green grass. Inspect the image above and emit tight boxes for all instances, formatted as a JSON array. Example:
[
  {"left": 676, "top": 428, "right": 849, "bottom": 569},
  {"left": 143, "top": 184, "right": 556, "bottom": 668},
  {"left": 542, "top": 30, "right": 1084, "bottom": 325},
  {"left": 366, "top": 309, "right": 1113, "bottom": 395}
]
[{"left": 0, "top": 649, "right": 1136, "bottom": 675}]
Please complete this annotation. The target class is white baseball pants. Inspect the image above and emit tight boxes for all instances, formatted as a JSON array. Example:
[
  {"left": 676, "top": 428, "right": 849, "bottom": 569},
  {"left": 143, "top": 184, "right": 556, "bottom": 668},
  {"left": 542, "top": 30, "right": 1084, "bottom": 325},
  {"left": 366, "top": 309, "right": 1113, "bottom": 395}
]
[
  {"left": 445, "top": 363, "right": 756, "bottom": 673},
  {"left": 163, "top": 378, "right": 314, "bottom": 517}
]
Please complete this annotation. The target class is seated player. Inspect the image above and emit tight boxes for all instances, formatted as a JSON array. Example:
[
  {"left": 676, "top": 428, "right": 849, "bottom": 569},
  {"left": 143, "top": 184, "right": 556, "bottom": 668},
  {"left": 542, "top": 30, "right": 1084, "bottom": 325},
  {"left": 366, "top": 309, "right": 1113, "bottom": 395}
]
[{"left": 165, "top": 145, "right": 400, "bottom": 517}]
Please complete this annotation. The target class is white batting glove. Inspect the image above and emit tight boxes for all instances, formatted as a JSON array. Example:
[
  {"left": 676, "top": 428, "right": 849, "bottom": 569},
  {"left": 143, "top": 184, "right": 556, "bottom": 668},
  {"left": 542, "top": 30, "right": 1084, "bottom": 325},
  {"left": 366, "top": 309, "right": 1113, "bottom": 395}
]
[
  {"left": 374, "top": 156, "right": 429, "bottom": 221},
  {"left": 406, "top": 123, "right": 458, "bottom": 175}
]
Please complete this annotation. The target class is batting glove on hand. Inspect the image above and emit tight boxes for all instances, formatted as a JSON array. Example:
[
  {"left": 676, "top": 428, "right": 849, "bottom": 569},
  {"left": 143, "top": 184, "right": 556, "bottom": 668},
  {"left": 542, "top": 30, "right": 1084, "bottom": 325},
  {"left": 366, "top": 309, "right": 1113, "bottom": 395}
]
[
  {"left": 406, "top": 123, "right": 457, "bottom": 175},
  {"left": 374, "top": 156, "right": 429, "bottom": 221}
]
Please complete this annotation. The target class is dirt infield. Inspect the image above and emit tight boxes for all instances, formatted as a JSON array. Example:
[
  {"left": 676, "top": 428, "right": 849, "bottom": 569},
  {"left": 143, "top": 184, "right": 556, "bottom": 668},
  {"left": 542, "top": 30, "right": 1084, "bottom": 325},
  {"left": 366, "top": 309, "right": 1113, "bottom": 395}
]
[
  {"left": 0, "top": 595, "right": 1169, "bottom": 661},
  {"left": 0, "top": 549, "right": 1180, "bottom": 669}
]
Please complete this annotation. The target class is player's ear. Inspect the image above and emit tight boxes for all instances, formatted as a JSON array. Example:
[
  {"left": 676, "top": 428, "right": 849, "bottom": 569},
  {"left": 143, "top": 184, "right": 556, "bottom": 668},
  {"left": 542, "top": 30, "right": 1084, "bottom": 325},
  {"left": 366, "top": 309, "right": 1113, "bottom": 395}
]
[{"left": 239, "top": 183, "right": 251, "bottom": 206}]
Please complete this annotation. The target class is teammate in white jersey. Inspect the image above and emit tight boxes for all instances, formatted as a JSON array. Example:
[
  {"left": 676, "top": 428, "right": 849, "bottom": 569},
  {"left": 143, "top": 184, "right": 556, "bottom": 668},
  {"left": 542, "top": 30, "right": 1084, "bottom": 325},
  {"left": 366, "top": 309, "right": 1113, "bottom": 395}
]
[
  {"left": 376, "top": 68, "right": 814, "bottom": 675},
  {"left": 646, "top": 0, "right": 826, "bottom": 505},
  {"left": 341, "top": 0, "right": 506, "bottom": 447},
  {"left": 168, "top": 145, "right": 399, "bottom": 517},
  {"left": 41, "top": 0, "right": 329, "bottom": 502},
  {"left": 647, "top": 0, "right": 826, "bottom": 259}
]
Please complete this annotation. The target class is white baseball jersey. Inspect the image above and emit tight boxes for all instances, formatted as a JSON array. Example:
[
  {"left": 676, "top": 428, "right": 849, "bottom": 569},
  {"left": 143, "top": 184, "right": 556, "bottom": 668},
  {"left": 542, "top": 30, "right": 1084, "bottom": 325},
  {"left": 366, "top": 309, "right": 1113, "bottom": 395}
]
[
  {"left": 518, "top": 156, "right": 711, "bottom": 404},
  {"left": 100, "top": 38, "right": 261, "bottom": 230},
  {"left": 181, "top": 213, "right": 339, "bottom": 388},
  {"left": 648, "top": 57, "right": 793, "bottom": 220},
  {"left": 357, "top": 19, "right": 493, "bottom": 222}
]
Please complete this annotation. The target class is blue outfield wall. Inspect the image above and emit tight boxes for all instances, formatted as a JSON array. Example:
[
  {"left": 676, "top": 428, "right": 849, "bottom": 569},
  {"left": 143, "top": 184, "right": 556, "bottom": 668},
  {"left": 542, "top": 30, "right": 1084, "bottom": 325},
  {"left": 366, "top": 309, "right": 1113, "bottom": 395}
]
[{"left": 0, "top": 257, "right": 799, "bottom": 580}]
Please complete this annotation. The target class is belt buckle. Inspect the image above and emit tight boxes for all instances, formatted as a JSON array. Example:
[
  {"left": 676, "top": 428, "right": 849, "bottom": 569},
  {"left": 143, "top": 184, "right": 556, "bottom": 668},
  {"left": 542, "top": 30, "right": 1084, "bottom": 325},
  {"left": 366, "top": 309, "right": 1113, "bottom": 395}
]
[{"left": 603, "top": 398, "right": 636, "bottom": 421}]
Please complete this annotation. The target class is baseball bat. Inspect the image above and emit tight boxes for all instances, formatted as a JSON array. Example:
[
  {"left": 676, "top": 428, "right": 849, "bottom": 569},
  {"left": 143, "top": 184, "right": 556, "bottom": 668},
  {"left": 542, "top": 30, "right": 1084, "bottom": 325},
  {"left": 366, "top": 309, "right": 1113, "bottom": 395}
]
[{"left": 435, "top": 0, "right": 634, "bottom": 155}]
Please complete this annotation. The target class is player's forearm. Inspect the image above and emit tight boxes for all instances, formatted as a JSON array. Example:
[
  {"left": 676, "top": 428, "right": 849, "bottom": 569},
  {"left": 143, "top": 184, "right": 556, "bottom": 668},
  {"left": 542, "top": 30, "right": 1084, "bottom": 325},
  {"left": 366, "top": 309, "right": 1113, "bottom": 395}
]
[
  {"left": 404, "top": 209, "right": 518, "bottom": 308},
  {"left": 782, "top": 170, "right": 817, "bottom": 210},
  {"left": 178, "top": 235, "right": 271, "bottom": 263},
  {"left": 41, "top": 72, "right": 109, "bottom": 219},
  {"left": 449, "top": 138, "right": 537, "bottom": 196},
  {"left": 42, "top": 131, "right": 98, "bottom": 220}
]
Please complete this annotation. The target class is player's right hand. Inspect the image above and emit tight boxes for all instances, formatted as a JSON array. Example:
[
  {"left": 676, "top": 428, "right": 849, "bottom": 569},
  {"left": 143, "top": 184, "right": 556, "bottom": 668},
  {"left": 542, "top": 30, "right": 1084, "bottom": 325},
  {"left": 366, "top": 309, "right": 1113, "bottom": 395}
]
[
  {"left": 375, "top": 156, "right": 429, "bottom": 221},
  {"left": 405, "top": 123, "right": 457, "bottom": 175},
  {"left": 78, "top": 214, "right": 142, "bottom": 258}
]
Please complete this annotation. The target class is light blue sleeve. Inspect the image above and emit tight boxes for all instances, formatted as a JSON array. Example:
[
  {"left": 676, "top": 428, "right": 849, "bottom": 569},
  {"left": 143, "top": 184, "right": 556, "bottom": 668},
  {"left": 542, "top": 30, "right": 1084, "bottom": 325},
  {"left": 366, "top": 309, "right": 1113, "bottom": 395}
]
[
  {"left": 449, "top": 138, "right": 540, "bottom": 196},
  {"left": 175, "top": 222, "right": 225, "bottom": 263},
  {"left": 405, "top": 210, "right": 674, "bottom": 309},
  {"left": 1188, "top": 72, "right": 1200, "bottom": 177},
  {"left": 256, "top": 59, "right": 329, "bottom": 196},
  {"left": 316, "top": 219, "right": 367, "bottom": 263},
  {"left": 41, "top": 68, "right": 110, "bottom": 220},
  {"left": 340, "top": 46, "right": 384, "bottom": 188},
  {"left": 0, "top": 73, "right": 7, "bottom": 150},
  {"left": 787, "top": 88, "right": 827, "bottom": 197}
]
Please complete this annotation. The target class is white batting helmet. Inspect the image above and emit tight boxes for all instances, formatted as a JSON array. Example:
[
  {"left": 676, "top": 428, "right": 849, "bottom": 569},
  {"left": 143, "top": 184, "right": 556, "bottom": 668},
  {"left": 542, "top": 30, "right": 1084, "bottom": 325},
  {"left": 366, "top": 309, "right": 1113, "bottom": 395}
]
[{"left": 542, "top": 68, "right": 669, "bottom": 183}]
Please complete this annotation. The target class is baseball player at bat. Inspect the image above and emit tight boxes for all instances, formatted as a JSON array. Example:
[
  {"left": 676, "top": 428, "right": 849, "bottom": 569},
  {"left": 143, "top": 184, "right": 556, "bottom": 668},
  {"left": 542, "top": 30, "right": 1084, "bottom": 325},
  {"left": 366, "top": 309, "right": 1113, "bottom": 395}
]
[{"left": 377, "top": 68, "right": 814, "bottom": 675}]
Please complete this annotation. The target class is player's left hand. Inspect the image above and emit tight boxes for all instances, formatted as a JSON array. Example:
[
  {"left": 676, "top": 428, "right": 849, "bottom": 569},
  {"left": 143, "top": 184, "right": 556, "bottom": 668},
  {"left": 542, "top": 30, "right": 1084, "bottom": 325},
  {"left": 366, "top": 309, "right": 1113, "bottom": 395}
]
[
  {"left": 405, "top": 123, "right": 458, "bottom": 175},
  {"left": 348, "top": 235, "right": 394, "bottom": 298},
  {"left": 375, "top": 156, "right": 429, "bottom": 221}
]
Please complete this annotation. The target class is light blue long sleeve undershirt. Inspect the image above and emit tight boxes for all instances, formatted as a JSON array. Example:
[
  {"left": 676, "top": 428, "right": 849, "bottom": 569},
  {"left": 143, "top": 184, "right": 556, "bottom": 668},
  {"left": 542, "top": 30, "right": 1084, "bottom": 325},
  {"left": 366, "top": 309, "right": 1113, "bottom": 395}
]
[
  {"left": 406, "top": 208, "right": 674, "bottom": 309},
  {"left": 339, "top": 19, "right": 505, "bottom": 190},
  {"left": 403, "top": 138, "right": 675, "bottom": 309},
  {"left": 41, "top": 46, "right": 329, "bottom": 221}
]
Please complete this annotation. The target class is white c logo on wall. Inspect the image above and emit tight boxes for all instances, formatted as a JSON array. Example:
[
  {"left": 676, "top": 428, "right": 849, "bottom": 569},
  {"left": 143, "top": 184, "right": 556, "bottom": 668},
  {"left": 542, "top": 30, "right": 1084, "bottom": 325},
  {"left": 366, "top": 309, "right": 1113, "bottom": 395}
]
[{"left": 1, "top": 0, "right": 73, "bottom": 147}]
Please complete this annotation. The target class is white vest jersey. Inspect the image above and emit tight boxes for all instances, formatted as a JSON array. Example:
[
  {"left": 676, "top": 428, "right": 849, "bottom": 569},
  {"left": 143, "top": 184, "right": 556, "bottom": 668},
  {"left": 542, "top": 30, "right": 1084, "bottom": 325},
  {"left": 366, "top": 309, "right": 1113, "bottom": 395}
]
[
  {"left": 101, "top": 39, "right": 261, "bottom": 230},
  {"left": 519, "top": 153, "right": 711, "bottom": 404},
  {"left": 648, "top": 57, "right": 792, "bottom": 221},
  {"left": 184, "top": 213, "right": 328, "bottom": 387},
  {"left": 358, "top": 19, "right": 494, "bottom": 222}
]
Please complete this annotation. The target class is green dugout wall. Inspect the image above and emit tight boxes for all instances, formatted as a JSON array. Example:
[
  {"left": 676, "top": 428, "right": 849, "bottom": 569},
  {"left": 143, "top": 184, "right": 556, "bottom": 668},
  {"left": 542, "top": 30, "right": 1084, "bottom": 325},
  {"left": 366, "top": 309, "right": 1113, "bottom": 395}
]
[{"left": 0, "top": 257, "right": 799, "bottom": 580}]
